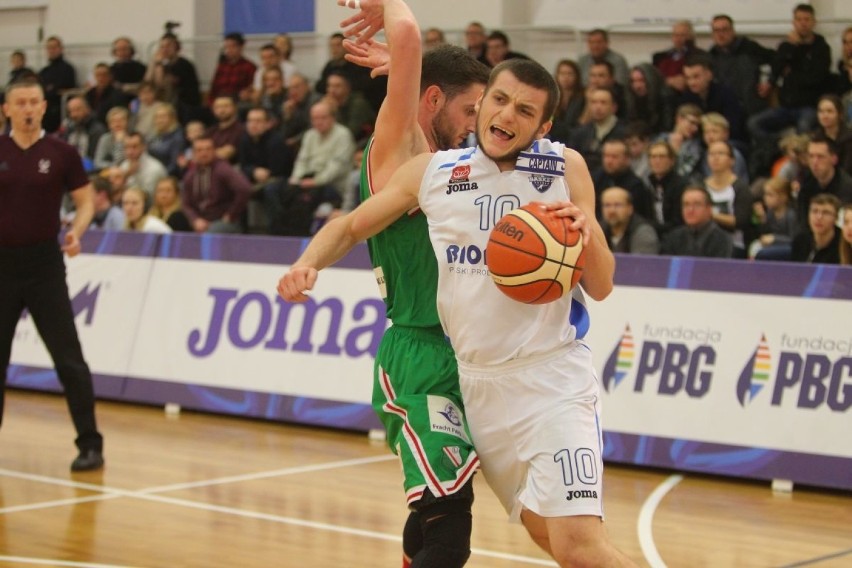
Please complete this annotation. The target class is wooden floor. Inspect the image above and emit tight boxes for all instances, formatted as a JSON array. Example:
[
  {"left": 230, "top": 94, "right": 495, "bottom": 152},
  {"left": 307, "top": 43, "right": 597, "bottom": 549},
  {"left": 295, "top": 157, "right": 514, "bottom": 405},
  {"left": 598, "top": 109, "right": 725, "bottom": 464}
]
[{"left": 0, "top": 390, "right": 850, "bottom": 568}]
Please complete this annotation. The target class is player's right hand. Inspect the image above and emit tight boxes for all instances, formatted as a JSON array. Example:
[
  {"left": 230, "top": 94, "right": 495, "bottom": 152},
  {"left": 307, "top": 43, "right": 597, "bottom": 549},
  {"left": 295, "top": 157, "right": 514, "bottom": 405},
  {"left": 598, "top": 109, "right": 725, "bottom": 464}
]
[{"left": 277, "top": 267, "right": 318, "bottom": 303}]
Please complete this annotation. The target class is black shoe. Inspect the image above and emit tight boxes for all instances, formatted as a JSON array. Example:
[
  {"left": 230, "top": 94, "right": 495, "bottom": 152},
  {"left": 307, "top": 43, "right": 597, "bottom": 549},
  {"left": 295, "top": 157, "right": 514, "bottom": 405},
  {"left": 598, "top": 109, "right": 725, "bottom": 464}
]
[{"left": 71, "top": 449, "right": 104, "bottom": 472}]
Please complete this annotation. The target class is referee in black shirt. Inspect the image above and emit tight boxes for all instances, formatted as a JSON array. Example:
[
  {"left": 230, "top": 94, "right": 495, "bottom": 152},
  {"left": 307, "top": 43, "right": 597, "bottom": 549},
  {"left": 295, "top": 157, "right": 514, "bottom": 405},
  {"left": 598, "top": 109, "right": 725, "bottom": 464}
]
[{"left": 0, "top": 78, "right": 104, "bottom": 471}]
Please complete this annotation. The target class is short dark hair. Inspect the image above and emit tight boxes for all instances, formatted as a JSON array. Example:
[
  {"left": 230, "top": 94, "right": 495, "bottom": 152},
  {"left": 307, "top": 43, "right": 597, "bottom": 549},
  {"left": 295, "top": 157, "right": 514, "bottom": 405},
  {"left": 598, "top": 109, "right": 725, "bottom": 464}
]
[
  {"left": 712, "top": 14, "right": 734, "bottom": 28},
  {"left": 225, "top": 32, "right": 246, "bottom": 45},
  {"left": 809, "top": 133, "right": 838, "bottom": 156},
  {"left": 125, "top": 131, "right": 146, "bottom": 145},
  {"left": 487, "top": 58, "right": 559, "bottom": 124},
  {"left": 487, "top": 31, "right": 509, "bottom": 45},
  {"left": 92, "top": 176, "right": 111, "bottom": 195},
  {"left": 161, "top": 33, "right": 181, "bottom": 50},
  {"left": 590, "top": 60, "right": 615, "bottom": 77},
  {"left": 247, "top": 106, "right": 271, "bottom": 121},
  {"left": 421, "top": 45, "right": 490, "bottom": 99},
  {"left": 684, "top": 52, "right": 713, "bottom": 70},
  {"left": 588, "top": 29, "right": 609, "bottom": 41},
  {"left": 5, "top": 77, "right": 44, "bottom": 97},
  {"left": 683, "top": 185, "right": 713, "bottom": 207},
  {"left": 811, "top": 192, "right": 840, "bottom": 211},
  {"left": 794, "top": 4, "right": 815, "bottom": 16}
]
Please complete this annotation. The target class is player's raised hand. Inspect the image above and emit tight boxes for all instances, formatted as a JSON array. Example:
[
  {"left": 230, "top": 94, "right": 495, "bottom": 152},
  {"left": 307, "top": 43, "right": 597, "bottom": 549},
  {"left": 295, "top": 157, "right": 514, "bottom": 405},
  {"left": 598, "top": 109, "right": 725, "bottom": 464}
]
[
  {"left": 338, "top": 0, "right": 384, "bottom": 43},
  {"left": 343, "top": 38, "right": 390, "bottom": 77},
  {"left": 278, "top": 266, "right": 318, "bottom": 303},
  {"left": 544, "top": 200, "right": 591, "bottom": 246}
]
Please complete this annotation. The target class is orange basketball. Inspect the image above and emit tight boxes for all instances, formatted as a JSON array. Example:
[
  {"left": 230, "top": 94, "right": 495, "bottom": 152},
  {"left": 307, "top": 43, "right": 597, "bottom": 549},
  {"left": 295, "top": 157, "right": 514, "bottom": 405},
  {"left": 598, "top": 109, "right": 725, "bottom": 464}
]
[{"left": 486, "top": 202, "right": 585, "bottom": 304}]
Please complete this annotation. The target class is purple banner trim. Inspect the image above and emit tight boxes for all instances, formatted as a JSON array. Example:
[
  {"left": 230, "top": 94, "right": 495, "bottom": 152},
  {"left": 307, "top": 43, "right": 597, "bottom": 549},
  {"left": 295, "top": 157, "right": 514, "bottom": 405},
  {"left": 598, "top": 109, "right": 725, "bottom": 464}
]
[
  {"left": 603, "top": 431, "right": 852, "bottom": 490},
  {"left": 82, "top": 231, "right": 373, "bottom": 270},
  {"left": 615, "top": 254, "right": 852, "bottom": 299},
  {"left": 8, "top": 365, "right": 381, "bottom": 432}
]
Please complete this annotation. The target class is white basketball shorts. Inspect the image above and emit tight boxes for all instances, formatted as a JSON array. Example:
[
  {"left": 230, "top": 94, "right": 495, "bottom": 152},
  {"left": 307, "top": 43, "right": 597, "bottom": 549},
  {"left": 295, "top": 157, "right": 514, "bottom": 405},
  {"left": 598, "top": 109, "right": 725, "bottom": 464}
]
[{"left": 457, "top": 341, "right": 604, "bottom": 521}]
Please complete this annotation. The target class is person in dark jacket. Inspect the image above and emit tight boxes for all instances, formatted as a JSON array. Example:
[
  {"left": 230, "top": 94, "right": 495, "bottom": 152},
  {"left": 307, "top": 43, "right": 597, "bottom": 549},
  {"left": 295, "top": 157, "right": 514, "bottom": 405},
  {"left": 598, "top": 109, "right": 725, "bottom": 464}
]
[{"left": 747, "top": 4, "right": 832, "bottom": 141}]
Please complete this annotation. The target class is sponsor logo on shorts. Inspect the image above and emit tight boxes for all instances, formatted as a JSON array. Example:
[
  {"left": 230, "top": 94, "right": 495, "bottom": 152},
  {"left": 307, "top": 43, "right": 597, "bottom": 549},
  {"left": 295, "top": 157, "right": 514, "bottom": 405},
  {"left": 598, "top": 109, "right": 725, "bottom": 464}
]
[
  {"left": 427, "top": 395, "right": 470, "bottom": 443},
  {"left": 565, "top": 490, "right": 598, "bottom": 501}
]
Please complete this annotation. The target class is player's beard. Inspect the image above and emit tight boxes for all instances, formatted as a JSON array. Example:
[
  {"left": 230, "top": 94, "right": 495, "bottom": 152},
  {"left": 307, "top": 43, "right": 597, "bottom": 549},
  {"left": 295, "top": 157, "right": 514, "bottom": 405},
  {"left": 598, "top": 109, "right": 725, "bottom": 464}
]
[{"left": 430, "top": 107, "right": 460, "bottom": 151}]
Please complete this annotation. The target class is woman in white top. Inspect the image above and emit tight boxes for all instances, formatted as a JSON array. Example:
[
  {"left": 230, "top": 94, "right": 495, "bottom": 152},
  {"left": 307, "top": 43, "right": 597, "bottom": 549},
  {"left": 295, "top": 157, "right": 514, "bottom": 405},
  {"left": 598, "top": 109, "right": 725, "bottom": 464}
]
[
  {"left": 704, "top": 140, "right": 753, "bottom": 257},
  {"left": 121, "top": 186, "right": 172, "bottom": 233}
]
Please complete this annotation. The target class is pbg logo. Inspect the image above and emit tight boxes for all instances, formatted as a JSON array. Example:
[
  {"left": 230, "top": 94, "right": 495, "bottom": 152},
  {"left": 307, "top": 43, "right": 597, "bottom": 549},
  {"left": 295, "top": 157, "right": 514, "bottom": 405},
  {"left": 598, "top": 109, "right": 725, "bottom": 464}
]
[
  {"left": 736, "top": 333, "right": 851, "bottom": 412},
  {"left": 602, "top": 323, "right": 719, "bottom": 398}
]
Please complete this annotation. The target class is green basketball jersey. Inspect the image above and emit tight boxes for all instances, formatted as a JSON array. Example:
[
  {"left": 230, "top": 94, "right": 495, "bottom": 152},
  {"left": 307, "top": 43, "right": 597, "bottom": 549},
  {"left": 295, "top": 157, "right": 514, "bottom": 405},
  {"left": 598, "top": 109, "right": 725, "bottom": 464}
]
[{"left": 359, "top": 139, "right": 440, "bottom": 327}]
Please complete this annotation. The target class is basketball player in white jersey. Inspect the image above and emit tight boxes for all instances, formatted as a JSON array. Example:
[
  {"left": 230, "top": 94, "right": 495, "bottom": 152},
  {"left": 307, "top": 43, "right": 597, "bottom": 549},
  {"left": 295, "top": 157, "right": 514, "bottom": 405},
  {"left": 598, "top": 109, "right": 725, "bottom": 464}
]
[{"left": 280, "top": 59, "right": 636, "bottom": 566}]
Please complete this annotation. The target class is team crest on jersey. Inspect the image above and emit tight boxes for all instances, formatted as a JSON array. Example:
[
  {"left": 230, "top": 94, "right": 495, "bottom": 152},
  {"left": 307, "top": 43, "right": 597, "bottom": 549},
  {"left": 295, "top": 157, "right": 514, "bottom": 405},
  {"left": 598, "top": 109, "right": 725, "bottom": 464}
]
[
  {"left": 529, "top": 174, "right": 554, "bottom": 192},
  {"left": 449, "top": 165, "right": 471, "bottom": 182},
  {"left": 38, "top": 159, "right": 51, "bottom": 174}
]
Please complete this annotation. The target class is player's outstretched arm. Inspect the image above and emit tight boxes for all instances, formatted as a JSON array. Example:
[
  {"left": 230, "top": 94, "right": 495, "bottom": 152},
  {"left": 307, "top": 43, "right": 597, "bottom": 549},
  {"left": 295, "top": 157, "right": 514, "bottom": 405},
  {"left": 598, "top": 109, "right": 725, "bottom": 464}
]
[
  {"left": 344, "top": 0, "right": 423, "bottom": 190},
  {"left": 277, "top": 152, "right": 430, "bottom": 302},
  {"left": 561, "top": 148, "right": 614, "bottom": 301}
]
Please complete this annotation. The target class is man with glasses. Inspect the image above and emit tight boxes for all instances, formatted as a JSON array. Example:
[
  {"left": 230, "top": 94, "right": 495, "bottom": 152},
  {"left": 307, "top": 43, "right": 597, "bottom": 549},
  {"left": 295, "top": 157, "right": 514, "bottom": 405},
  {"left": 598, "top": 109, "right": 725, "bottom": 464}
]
[
  {"left": 661, "top": 186, "right": 733, "bottom": 257},
  {"left": 601, "top": 186, "right": 660, "bottom": 254},
  {"left": 464, "top": 21, "right": 488, "bottom": 64},
  {"left": 708, "top": 14, "right": 774, "bottom": 117},
  {"left": 791, "top": 193, "right": 841, "bottom": 263}
]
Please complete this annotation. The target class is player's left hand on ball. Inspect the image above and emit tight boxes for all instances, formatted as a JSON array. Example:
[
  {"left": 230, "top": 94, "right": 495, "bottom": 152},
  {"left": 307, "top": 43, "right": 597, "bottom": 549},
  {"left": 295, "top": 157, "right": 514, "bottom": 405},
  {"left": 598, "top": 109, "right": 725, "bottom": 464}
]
[
  {"left": 278, "top": 267, "right": 318, "bottom": 303},
  {"left": 545, "top": 200, "right": 590, "bottom": 246}
]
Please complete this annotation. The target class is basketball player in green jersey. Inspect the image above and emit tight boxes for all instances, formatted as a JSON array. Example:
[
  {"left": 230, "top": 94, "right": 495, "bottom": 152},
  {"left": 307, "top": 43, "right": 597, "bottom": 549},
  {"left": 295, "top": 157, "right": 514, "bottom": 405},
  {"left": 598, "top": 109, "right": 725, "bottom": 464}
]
[{"left": 336, "top": 2, "right": 489, "bottom": 566}]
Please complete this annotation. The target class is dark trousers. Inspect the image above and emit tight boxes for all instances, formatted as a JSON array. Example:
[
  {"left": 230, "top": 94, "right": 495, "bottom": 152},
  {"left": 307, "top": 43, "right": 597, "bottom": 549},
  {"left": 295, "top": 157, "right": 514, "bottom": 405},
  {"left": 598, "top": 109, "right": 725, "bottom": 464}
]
[
  {"left": 0, "top": 241, "right": 102, "bottom": 452},
  {"left": 263, "top": 180, "right": 341, "bottom": 237}
]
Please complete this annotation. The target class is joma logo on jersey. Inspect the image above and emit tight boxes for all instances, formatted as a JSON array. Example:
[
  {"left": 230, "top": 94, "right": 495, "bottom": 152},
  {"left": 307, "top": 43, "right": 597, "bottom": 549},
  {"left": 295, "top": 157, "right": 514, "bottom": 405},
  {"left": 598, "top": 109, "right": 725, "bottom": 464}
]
[
  {"left": 446, "top": 181, "right": 479, "bottom": 194},
  {"left": 565, "top": 490, "right": 598, "bottom": 501},
  {"left": 736, "top": 333, "right": 851, "bottom": 411}
]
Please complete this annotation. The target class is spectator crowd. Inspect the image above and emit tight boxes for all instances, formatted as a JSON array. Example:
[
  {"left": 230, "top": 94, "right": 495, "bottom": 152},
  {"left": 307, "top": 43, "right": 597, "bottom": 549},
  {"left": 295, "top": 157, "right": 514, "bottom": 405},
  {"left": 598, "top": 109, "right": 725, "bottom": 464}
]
[{"left": 2, "top": 3, "right": 852, "bottom": 265}]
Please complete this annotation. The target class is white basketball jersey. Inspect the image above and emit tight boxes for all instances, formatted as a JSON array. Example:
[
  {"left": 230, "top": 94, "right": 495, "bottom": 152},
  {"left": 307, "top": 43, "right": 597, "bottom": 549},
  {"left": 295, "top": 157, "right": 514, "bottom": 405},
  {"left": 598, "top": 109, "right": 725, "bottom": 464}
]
[{"left": 418, "top": 139, "right": 582, "bottom": 366}]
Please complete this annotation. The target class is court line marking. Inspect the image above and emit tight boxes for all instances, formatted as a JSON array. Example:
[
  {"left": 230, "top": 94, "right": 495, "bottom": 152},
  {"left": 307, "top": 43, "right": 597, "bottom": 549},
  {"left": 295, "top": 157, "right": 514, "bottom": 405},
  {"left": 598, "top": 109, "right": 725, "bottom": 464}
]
[
  {"left": 0, "top": 556, "right": 141, "bottom": 568},
  {"left": 778, "top": 547, "right": 852, "bottom": 567},
  {"left": 0, "top": 463, "right": 557, "bottom": 566},
  {"left": 637, "top": 473, "right": 684, "bottom": 568}
]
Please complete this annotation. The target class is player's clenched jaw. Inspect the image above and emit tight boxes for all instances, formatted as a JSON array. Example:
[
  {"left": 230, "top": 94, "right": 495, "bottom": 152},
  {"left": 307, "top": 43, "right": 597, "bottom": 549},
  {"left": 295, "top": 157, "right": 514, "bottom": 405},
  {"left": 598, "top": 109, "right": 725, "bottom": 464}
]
[{"left": 474, "top": 70, "right": 552, "bottom": 169}]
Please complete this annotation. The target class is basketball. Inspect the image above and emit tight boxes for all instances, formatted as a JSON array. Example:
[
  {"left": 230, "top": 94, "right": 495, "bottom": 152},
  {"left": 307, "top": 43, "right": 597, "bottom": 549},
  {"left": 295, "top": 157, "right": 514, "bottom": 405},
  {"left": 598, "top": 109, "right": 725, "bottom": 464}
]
[{"left": 486, "top": 203, "right": 585, "bottom": 304}]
